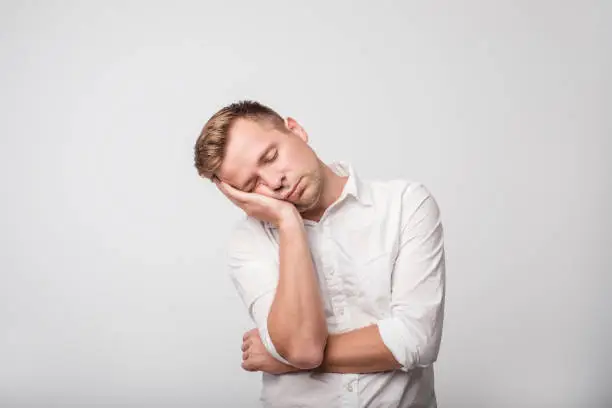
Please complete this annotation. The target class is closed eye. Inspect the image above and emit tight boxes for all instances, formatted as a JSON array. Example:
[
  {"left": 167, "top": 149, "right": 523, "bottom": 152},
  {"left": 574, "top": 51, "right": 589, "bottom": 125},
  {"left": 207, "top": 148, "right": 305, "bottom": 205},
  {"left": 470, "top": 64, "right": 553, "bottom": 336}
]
[
  {"left": 264, "top": 149, "right": 278, "bottom": 163},
  {"left": 244, "top": 148, "right": 277, "bottom": 192}
]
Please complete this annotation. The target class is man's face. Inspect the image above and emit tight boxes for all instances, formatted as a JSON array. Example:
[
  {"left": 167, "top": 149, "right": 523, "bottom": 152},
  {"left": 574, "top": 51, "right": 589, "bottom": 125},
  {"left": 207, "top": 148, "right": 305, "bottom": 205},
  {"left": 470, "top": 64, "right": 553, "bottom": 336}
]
[{"left": 217, "top": 118, "right": 324, "bottom": 213}]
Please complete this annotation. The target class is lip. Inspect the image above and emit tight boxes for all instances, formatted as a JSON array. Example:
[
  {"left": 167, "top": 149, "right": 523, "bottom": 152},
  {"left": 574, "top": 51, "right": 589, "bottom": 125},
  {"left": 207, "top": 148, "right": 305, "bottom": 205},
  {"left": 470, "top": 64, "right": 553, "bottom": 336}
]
[{"left": 285, "top": 178, "right": 303, "bottom": 200}]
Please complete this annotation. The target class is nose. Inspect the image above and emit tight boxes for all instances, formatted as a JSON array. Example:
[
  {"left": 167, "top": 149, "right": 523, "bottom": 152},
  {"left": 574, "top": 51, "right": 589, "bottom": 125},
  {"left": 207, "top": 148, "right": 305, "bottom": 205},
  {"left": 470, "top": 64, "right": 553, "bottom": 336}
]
[{"left": 260, "top": 169, "right": 284, "bottom": 192}]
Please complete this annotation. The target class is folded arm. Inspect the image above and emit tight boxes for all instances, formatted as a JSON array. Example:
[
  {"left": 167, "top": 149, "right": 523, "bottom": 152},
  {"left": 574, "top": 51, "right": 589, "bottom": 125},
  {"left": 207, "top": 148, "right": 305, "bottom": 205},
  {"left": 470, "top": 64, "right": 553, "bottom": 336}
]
[{"left": 246, "top": 184, "right": 446, "bottom": 374}]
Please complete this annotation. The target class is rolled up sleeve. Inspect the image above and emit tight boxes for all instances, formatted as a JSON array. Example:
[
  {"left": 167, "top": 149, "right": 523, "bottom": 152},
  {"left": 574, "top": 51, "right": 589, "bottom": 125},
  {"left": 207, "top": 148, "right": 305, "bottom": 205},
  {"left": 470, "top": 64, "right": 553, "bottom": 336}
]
[
  {"left": 226, "top": 218, "right": 295, "bottom": 366},
  {"left": 376, "top": 184, "right": 446, "bottom": 372}
]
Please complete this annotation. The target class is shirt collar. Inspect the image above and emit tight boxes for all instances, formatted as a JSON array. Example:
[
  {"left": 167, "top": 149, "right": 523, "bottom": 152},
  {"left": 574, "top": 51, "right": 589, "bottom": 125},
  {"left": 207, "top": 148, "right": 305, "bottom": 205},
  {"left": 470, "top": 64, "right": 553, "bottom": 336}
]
[{"left": 329, "top": 160, "right": 373, "bottom": 207}]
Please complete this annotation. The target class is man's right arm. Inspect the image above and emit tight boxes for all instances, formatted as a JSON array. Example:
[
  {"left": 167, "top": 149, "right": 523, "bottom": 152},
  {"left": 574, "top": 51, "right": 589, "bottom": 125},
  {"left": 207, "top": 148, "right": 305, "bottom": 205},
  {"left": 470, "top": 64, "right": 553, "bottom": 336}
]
[
  {"left": 227, "top": 208, "right": 327, "bottom": 370},
  {"left": 266, "top": 208, "right": 328, "bottom": 369}
]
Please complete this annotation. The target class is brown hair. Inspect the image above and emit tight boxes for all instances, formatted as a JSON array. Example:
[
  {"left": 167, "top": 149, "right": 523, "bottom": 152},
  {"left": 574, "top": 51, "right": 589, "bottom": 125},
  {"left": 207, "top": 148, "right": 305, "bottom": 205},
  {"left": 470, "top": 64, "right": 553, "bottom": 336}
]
[{"left": 194, "top": 100, "right": 286, "bottom": 180}]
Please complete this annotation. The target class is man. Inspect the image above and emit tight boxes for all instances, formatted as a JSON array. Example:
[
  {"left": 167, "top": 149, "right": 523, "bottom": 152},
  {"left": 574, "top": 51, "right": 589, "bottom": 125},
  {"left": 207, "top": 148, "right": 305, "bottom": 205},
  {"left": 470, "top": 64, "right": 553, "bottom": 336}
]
[{"left": 194, "top": 100, "right": 446, "bottom": 408}]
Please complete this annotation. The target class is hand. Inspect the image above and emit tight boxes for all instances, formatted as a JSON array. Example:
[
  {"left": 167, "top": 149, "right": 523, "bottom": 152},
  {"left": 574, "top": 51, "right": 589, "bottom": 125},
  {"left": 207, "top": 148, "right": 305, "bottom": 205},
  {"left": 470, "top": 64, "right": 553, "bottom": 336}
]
[
  {"left": 214, "top": 178, "right": 298, "bottom": 227},
  {"left": 241, "top": 328, "right": 299, "bottom": 375}
]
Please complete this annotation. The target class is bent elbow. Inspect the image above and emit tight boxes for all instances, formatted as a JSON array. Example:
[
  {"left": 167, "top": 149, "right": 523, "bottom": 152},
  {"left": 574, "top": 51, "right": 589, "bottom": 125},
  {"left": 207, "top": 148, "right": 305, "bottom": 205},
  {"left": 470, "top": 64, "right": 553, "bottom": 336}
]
[
  {"left": 414, "top": 333, "right": 443, "bottom": 368},
  {"left": 416, "top": 345, "right": 439, "bottom": 367},
  {"left": 285, "top": 345, "right": 325, "bottom": 369},
  {"left": 268, "top": 326, "right": 327, "bottom": 369}
]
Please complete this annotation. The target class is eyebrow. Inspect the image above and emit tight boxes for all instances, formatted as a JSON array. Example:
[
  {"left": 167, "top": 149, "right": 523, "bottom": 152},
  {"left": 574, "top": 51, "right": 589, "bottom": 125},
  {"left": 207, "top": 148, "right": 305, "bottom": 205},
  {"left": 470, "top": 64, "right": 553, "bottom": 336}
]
[{"left": 239, "top": 144, "right": 275, "bottom": 191}]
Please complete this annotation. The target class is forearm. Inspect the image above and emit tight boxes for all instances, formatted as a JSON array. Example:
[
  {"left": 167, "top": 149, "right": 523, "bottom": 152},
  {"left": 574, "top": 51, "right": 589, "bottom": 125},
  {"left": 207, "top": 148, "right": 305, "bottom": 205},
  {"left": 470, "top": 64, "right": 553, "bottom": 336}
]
[
  {"left": 255, "top": 325, "right": 402, "bottom": 376},
  {"left": 270, "top": 325, "right": 400, "bottom": 374},
  {"left": 315, "top": 325, "right": 401, "bottom": 373},
  {"left": 267, "top": 209, "right": 327, "bottom": 368}
]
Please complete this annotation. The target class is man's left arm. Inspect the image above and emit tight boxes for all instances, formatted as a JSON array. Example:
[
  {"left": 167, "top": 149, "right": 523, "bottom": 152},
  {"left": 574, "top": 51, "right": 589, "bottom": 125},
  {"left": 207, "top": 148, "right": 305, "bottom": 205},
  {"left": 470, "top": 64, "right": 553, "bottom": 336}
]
[
  {"left": 319, "top": 183, "right": 446, "bottom": 373},
  {"left": 243, "top": 184, "right": 446, "bottom": 374}
]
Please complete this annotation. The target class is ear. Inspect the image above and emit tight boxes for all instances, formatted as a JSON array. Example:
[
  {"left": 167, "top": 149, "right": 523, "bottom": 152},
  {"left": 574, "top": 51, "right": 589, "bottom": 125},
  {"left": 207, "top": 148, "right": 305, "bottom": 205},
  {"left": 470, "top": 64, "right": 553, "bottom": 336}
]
[{"left": 284, "top": 116, "right": 309, "bottom": 143}]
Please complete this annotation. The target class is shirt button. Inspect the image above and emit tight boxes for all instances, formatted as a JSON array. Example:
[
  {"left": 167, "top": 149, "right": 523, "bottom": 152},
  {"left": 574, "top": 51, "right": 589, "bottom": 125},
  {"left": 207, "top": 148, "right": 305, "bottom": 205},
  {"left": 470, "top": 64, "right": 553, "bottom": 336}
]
[
  {"left": 329, "top": 269, "right": 335, "bottom": 276},
  {"left": 338, "top": 308, "right": 344, "bottom": 316},
  {"left": 347, "top": 384, "right": 353, "bottom": 392}
]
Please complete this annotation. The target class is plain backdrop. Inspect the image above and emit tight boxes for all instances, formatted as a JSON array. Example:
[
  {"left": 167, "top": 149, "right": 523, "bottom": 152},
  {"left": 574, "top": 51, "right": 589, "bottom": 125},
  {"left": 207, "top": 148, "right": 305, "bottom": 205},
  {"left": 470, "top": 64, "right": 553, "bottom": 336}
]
[{"left": 1, "top": 1, "right": 610, "bottom": 407}]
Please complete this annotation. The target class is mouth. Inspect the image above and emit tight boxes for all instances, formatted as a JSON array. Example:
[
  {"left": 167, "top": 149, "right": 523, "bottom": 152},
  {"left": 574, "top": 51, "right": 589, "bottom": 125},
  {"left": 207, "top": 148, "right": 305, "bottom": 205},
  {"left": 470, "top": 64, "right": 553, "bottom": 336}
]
[{"left": 285, "top": 178, "right": 303, "bottom": 200}]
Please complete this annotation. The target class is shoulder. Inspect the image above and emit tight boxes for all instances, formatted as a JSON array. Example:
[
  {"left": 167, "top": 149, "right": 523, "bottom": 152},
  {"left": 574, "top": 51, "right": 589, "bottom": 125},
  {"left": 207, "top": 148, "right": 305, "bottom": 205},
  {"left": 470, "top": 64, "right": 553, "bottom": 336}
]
[
  {"left": 228, "top": 216, "right": 266, "bottom": 242},
  {"left": 368, "top": 177, "right": 438, "bottom": 207},
  {"left": 366, "top": 178, "right": 442, "bottom": 226},
  {"left": 226, "top": 216, "right": 277, "bottom": 263}
]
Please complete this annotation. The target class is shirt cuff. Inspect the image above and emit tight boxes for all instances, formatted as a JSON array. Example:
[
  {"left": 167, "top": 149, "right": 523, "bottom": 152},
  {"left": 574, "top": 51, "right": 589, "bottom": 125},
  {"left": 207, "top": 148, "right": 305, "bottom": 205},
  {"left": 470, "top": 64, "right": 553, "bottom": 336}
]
[
  {"left": 377, "top": 317, "right": 417, "bottom": 372},
  {"left": 259, "top": 324, "right": 294, "bottom": 366}
]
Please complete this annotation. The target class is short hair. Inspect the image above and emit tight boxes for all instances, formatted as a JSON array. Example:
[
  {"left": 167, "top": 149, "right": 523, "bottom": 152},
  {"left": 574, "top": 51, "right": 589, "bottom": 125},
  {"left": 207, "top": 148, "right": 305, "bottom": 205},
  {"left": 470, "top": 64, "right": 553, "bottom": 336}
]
[{"left": 193, "top": 100, "right": 286, "bottom": 180}]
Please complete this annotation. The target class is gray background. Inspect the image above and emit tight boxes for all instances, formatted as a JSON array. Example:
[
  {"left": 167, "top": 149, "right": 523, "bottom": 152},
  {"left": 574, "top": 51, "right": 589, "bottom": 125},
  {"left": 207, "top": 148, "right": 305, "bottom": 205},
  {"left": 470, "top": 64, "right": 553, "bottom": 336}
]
[{"left": 1, "top": 1, "right": 610, "bottom": 407}]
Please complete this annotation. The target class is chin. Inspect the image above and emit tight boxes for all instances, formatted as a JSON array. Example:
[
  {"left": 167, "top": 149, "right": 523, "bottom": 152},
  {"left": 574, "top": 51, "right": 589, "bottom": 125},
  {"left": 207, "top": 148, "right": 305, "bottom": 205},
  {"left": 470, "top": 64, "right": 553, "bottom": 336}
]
[
  {"left": 295, "top": 187, "right": 319, "bottom": 212},
  {"left": 296, "top": 202, "right": 315, "bottom": 213}
]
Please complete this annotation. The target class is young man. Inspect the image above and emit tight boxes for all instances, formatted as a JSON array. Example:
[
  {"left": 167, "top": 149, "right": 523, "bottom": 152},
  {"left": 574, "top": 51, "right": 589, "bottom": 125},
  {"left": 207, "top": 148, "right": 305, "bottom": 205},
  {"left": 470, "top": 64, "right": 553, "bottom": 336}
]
[{"left": 194, "top": 100, "right": 446, "bottom": 408}]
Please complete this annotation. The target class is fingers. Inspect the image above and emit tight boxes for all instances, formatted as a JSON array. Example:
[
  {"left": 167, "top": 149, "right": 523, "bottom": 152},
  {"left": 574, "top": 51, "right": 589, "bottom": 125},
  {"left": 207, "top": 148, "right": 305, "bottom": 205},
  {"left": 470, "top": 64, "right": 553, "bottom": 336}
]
[
  {"left": 241, "top": 329, "right": 256, "bottom": 353},
  {"left": 241, "top": 329, "right": 257, "bottom": 371},
  {"left": 241, "top": 360, "right": 256, "bottom": 372},
  {"left": 216, "top": 179, "right": 249, "bottom": 202},
  {"left": 257, "top": 184, "right": 283, "bottom": 200},
  {"left": 215, "top": 181, "right": 247, "bottom": 209},
  {"left": 241, "top": 346, "right": 256, "bottom": 372},
  {"left": 213, "top": 177, "right": 234, "bottom": 197},
  {"left": 243, "top": 328, "right": 258, "bottom": 341}
]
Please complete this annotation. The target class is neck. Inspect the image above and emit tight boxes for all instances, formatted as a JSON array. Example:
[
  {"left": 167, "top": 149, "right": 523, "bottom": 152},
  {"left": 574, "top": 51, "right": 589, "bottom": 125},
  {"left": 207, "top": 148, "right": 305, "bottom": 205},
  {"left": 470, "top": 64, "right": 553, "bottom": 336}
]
[{"left": 300, "top": 162, "right": 348, "bottom": 222}]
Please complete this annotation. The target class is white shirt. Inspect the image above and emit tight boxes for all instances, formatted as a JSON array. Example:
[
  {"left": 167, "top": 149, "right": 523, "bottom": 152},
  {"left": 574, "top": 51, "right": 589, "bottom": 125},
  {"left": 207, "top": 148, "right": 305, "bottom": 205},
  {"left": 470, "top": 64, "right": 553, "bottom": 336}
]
[{"left": 226, "top": 161, "right": 446, "bottom": 408}]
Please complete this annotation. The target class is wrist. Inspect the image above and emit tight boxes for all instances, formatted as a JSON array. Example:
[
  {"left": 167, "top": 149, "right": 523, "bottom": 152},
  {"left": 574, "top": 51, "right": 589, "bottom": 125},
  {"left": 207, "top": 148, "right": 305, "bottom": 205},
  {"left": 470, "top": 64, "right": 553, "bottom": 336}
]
[{"left": 277, "top": 206, "right": 302, "bottom": 229}]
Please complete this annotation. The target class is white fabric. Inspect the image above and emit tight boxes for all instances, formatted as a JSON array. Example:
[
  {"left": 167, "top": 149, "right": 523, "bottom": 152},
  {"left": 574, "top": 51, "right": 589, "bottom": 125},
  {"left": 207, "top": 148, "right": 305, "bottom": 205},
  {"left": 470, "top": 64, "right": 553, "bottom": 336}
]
[{"left": 226, "top": 161, "right": 446, "bottom": 408}]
